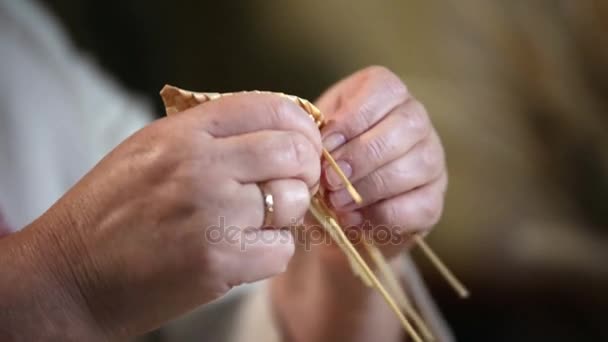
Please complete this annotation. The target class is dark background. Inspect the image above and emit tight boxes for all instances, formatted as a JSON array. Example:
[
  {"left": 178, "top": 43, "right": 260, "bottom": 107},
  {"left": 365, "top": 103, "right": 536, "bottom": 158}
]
[{"left": 43, "top": 0, "right": 339, "bottom": 114}]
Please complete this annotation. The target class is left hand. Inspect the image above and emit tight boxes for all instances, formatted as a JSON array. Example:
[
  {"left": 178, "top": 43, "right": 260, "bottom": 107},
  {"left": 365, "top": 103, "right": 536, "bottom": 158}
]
[
  {"left": 315, "top": 66, "right": 447, "bottom": 260},
  {"left": 268, "top": 66, "right": 447, "bottom": 341}
]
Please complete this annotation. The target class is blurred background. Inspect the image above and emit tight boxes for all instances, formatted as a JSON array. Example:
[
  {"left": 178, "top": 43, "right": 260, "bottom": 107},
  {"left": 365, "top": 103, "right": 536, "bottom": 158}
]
[{"left": 22, "top": 0, "right": 608, "bottom": 340}]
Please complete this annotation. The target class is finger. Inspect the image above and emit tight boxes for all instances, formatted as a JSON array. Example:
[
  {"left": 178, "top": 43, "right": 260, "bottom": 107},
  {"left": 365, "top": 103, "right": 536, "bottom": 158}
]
[
  {"left": 183, "top": 92, "right": 322, "bottom": 154},
  {"left": 323, "top": 100, "right": 432, "bottom": 191},
  {"left": 318, "top": 66, "right": 409, "bottom": 151},
  {"left": 221, "top": 130, "right": 321, "bottom": 188},
  {"left": 217, "top": 178, "right": 311, "bottom": 230},
  {"left": 328, "top": 132, "right": 444, "bottom": 210},
  {"left": 255, "top": 179, "right": 311, "bottom": 228},
  {"left": 356, "top": 172, "right": 448, "bottom": 235},
  {"left": 224, "top": 229, "right": 295, "bottom": 285}
]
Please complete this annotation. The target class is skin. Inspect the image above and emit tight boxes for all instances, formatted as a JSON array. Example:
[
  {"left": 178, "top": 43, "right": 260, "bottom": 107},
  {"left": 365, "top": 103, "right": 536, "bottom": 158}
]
[
  {"left": 0, "top": 93, "right": 321, "bottom": 341},
  {"left": 271, "top": 66, "right": 447, "bottom": 342},
  {"left": 0, "top": 66, "right": 446, "bottom": 342}
]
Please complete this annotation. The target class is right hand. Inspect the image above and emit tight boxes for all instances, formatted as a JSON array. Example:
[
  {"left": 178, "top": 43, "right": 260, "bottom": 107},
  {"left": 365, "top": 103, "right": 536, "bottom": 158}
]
[{"left": 28, "top": 93, "right": 322, "bottom": 339}]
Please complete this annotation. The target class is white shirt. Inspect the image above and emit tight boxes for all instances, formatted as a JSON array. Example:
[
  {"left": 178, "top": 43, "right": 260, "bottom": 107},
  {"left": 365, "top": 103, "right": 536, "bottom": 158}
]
[{"left": 0, "top": 0, "right": 151, "bottom": 230}]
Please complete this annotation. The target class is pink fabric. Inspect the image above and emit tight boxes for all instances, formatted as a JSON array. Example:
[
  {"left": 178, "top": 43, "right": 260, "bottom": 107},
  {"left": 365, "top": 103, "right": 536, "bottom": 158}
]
[{"left": 0, "top": 209, "right": 12, "bottom": 238}]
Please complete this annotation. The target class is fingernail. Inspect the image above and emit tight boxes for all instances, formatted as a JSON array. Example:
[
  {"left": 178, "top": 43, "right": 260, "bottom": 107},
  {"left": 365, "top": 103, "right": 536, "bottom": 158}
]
[
  {"left": 340, "top": 211, "right": 363, "bottom": 227},
  {"left": 323, "top": 133, "right": 345, "bottom": 152},
  {"left": 325, "top": 160, "right": 352, "bottom": 188},
  {"left": 330, "top": 189, "right": 355, "bottom": 209}
]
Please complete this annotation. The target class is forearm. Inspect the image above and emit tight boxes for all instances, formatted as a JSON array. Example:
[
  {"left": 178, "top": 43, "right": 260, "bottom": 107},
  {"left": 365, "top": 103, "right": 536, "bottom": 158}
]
[
  {"left": 0, "top": 211, "right": 106, "bottom": 342},
  {"left": 270, "top": 242, "right": 404, "bottom": 342}
]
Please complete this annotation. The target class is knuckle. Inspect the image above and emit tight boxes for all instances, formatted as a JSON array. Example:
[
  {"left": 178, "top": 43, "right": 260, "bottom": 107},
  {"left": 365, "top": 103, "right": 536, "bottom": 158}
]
[
  {"left": 365, "top": 134, "right": 390, "bottom": 164},
  {"left": 163, "top": 177, "right": 199, "bottom": 212},
  {"left": 267, "top": 95, "right": 302, "bottom": 126},
  {"left": 385, "top": 75, "right": 409, "bottom": 100},
  {"left": 364, "top": 65, "right": 393, "bottom": 79},
  {"left": 290, "top": 183, "right": 312, "bottom": 213},
  {"left": 404, "top": 101, "right": 431, "bottom": 138},
  {"left": 369, "top": 170, "right": 389, "bottom": 196},
  {"left": 266, "top": 95, "right": 321, "bottom": 153},
  {"left": 421, "top": 140, "right": 444, "bottom": 175},
  {"left": 364, "top": 66, "right": 408, "bottom": 98},
  {"left": 261, "top": 133, "right": 293, "bottom": 167},
  {"left": 286, "top": 132, "right": 314, "bottom": 166},
  {"left": 418, "top": 191, "right": 443, "bottom": 227},
  {"left": 271, "top": 133, "right": 317, "bottom": 180},
  {"left": 347, "top": 101, "right": 375, "bottom": 137}
]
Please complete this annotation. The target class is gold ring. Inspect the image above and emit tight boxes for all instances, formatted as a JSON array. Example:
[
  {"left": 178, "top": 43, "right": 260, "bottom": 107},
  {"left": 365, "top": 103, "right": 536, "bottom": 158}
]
[{"left": 259, "top": 184, "right": 274, "bottom": 227}]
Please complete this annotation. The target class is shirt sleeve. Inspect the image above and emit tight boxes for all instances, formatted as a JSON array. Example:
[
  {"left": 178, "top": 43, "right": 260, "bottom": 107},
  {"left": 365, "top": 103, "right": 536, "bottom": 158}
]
[{"left": 0, "top": 0, "right": 152, "bottom": 228}]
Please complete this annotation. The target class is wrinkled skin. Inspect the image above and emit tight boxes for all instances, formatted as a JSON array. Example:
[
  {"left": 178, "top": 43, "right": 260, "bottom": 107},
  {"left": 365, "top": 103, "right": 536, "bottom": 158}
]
[
  {"left": 0, "top": 92, "right": 322, "bottom": 340},
  {"left": 271, "top": 66, "right": 447, "bottom": 342}
]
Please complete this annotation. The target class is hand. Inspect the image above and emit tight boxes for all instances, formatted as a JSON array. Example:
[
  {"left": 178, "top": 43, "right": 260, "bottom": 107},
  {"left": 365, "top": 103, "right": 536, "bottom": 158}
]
[
  {"left": 317, "top": 66, "right": 447, "bottom": 261},
  {"left": 269, "top": 66, "right": 447, "bottom": 342},
  {"left": 1, "top": 93, "right": 322, "bottom": 340}
]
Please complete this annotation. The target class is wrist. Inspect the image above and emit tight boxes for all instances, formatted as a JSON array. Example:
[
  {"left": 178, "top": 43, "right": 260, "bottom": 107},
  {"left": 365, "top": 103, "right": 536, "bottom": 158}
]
[
  {"left": 35, "top": 205, "right": 112, "bottom": 340},
  {"left": 270, "top": 234, "right": 405, "bottom": 342},
  {"left": 0, "top": 207, "right": 109, "bottom": 341}
]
